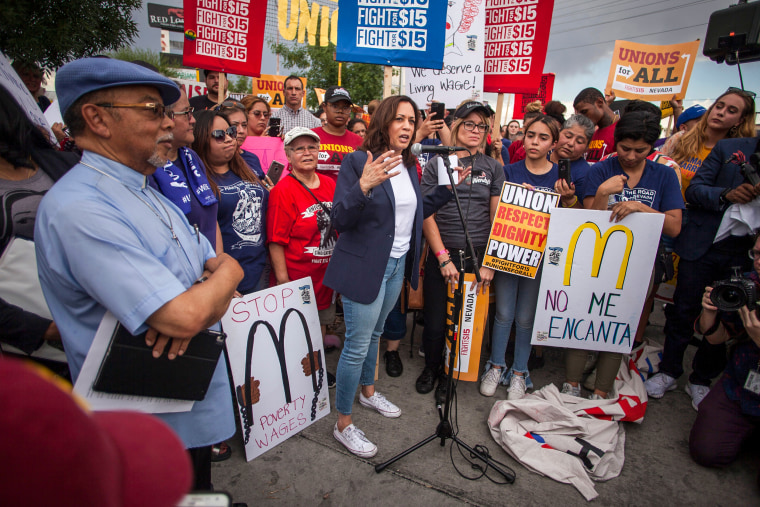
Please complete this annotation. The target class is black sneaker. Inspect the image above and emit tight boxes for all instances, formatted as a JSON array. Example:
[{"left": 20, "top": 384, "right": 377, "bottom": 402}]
[
  {"left": 327, "top": 371, "right": 336, "bottom": 389},
  {"left": 415, "top": 366, "right": 437, "bottom": 394},
  {"left": 384, "top": 350, "right": 403, "bottom": 377},
  {"left": 435, "top": 373, "right": 449, "bottom": 405}
]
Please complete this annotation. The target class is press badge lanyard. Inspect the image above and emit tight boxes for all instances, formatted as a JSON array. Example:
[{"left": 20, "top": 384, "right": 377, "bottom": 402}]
[{"left": 744, "top": 357, "right": 760, "bottom": 395}]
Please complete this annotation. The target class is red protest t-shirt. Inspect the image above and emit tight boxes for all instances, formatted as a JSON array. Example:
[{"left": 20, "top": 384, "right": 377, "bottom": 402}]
[
  {"left": 586, "top": 121, "right": 617, "bottom": 164},
  {"left": 267, "top": 174, "right": 337, "bottom": 310},
  {"left": 312, "top": 127, "right": 363, "bottom": 185}
]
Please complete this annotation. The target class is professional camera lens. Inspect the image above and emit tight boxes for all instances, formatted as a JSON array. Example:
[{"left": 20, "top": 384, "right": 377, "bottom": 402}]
[{"left": 710, "top": 284, "right": 748, "bottom": 311}]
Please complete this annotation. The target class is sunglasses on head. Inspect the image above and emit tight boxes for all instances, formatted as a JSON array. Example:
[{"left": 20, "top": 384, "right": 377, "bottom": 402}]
[
  {"left": 210, "top": 126, "right": 237, "bottom": 141},
  {"left": 213, "top": 100, "right": 245, "bottom": 112},
  {"left": 726, "top": 86, "right": 757, "bottom": 99}
]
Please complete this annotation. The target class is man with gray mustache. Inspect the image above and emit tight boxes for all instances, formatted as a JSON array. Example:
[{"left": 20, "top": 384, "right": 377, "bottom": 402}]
[{"left": 34, "top": 58, "right": 243, "bottom": 490}]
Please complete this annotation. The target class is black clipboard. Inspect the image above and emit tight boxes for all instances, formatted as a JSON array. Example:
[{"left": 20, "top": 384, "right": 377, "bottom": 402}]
[{"left": 92, "top": 323, "right": 226, "bottom": 401}]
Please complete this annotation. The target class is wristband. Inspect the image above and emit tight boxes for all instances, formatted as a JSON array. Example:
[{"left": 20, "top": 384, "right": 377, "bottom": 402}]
[
  {"left": 435, "top": 249, "right": 449, "bottom": 258},
  {"left": 563, "top": 196, "right": 578, "bottom": 208},
  {"left": 439, "top": 259, "right": 452, "bottom": 269}
]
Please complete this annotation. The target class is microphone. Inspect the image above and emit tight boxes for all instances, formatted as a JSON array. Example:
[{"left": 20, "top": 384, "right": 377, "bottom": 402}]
[{"left": 411, "top": 143, "right": 469, "bottom": 156}]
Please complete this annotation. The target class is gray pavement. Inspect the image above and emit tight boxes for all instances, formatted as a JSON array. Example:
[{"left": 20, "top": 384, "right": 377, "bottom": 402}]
[{"left": 212, "top": 304, "right": 760, "bottom": 505}]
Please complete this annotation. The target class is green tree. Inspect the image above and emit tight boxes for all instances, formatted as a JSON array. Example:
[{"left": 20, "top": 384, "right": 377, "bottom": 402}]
[
  {"left": 109, "top": 47, "right": 180, "bottom": 78},
  {"left": 270, "top": 41, "right": 383, "bottom": 110},
  {"left": 229, "top": 75, "right": 252, "bottom": 94},
  {"left": 0, "top": 0, "right": 141, "bottom": 70}
]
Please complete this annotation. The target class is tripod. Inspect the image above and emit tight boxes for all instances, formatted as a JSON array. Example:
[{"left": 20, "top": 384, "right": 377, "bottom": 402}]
[{"left": 375, "top": 154, "right": 515, "bottom": 483}]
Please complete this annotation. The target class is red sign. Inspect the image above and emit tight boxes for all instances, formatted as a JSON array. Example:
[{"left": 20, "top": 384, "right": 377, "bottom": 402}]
[
  {"left": 182, "top": 0, "right": 267, "bottom": 77},
  {"left": 511, "top": 73, "right": 555, "bottom": 120},
  {"left": 483, "top": 0, "right": 555, "bottom": 94}
]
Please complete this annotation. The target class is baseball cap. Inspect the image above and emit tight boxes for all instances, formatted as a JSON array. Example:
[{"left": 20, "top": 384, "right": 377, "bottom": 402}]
[
  {"left": 454, "top": 101, "right": 491, "bottom": 119},
  {"left": 675, "top": 105, "right": 706, "bottom": 129},
  {"left": 0, "top": 358, "right": 192, "bottom": 507},
  {"left": 55, "top": 57, "right": 181, "bottom": 118},
  {"left": 283, "top": 126, "right": 321, "bottom": 146},
  {"left": 324, "top": 85, "right": 353, "bottom": 104}
]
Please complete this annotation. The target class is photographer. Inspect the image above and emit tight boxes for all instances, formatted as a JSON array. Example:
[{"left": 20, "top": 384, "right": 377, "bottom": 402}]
[{"left": 689, "top": 235, "right": 760, "bottom": 486}]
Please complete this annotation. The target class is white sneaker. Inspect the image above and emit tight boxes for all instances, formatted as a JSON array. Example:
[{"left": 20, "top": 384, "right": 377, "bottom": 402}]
[
  {"left": 359, "top": 391, "right": 401, "bottom": 418},
  {"left": 561, "top": 382, "right": 581, "bottom": 397},
  {"left": 685, "top": 382, "right": 710, "bottom": 411},
  {"left": 507, "top": 375, "right": 527, "bottom": 400},
  {"left": 480, "top": 367, "right": 502, "bottom": 397},
  {"left": 333, "top": 423, "right": 377, "bottom": 458},
  {"left": 645, "top": 372, "right": 677, "bottom": 398}
]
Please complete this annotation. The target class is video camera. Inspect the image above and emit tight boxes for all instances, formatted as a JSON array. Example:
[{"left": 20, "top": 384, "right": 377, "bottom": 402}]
[{"left": 710, "top": 267, "right": 758, "bottom": 311}]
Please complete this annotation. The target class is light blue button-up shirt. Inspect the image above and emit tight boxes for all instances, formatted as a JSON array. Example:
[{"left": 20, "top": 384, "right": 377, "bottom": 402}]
[{"left": 35, "top": 151, "right": 234, "bottom": 448}]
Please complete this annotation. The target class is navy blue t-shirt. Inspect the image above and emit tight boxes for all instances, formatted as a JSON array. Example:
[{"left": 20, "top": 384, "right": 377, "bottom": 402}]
[
  {"left": 215, "top": 171, "right": 268, "bottom": 293},
  {"left": 504, "top": 159, "right": 560, "bottom": 193},
  {"left": 584, "top": 157, "right": 684, "bottom": 212},
  {"left": 240, "top": 149, "right": 265, "bottom": 179}
]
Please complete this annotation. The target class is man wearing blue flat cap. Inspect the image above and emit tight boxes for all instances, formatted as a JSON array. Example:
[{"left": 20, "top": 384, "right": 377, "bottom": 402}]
[{"left": 34, "top": 58, "right": 243, "bottom": 489}]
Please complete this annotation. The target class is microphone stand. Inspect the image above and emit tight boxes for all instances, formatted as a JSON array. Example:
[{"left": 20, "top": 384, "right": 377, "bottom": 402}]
[{"left": 375, "top": 152, "right": 515, "bottom": 484}]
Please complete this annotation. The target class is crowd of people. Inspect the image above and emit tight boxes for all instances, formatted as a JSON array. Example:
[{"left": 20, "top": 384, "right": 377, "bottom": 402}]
[{"left": 1, "top": 55, "right": 759, "bottom": 502}]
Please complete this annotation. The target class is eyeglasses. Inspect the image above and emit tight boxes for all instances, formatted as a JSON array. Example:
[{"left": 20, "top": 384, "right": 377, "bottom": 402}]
[
  {"left": 327, "top": 103, "right": 351, "bottom": 113},
  {"left": 95, "top": 102, "right": 173, "bottom": 120},
  {"left": 249, "top": 110, "right": 270, "bottom": 119},
  {"left": 172, "top": 107, "right": 195, "bottom": 117},
  {"left": 748, "top": 249, "right": 760, "bottom": 260},
  {"left": 289, "top": 145, "right": 320, "bottom": 155},
  {"left": 210, "top": 126, "right": 237, "bottom": 141},
  {"left": 462, "top": 121, "right": 488, "bottom": 133},
  {"left": 726, "top": 87, "right": 757, "bottom": 99},
  {"left": 213, "top": 100, "right": 245, "bottom": 112}
]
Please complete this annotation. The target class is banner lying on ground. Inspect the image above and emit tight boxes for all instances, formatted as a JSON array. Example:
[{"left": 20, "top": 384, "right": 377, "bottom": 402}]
[
  {"left": 336, "top": 0, "right": 446, "bottom": 69},
  {"left": 605, "top": 39, "right": 700, "bottom": 100},
  {"left": 222, "top": 278, "right": 330, "bottom": 461},
  {"left": 483, "top": 182, "right": 558, "bottom": 279},
  {"left": 483, "top": 0, "right": 555, "bottom": 94},
  {"left": 404, "top": 0, "right": 485, "bottom": 107},
  {"left": 182, "top": 0, "right": 267, "bottom": 76},
  {"left": 444, "top": 274, "right": 490, "bottom": 382},
  {"left": 531, "top": 209, "right": 663, "bottom": 354}
]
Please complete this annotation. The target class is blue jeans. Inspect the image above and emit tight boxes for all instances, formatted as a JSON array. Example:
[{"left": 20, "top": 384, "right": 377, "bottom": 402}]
[
  {"left": 382, "top": 295, "right": 406, "bottom": 341},
  {"left": 487, "top": 269, "right": 542, "bottom": 388},
  {"left": 336, "top": 255, "right": 406, "bottom": 415}
]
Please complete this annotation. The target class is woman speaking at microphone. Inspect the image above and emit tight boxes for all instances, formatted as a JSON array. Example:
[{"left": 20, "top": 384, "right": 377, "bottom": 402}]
[{"left": 324, "top": 96, "right": 461, "bottom": 458}]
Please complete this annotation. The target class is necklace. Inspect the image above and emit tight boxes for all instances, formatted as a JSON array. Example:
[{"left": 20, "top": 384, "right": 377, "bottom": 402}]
[{"left": 81, "top": 161, "right": 181, "bottom": 246}]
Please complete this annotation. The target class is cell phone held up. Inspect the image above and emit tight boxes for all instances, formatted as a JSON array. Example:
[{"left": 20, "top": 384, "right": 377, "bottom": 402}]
[
  {"left": 267, "top": 160, "right": 285, "bottom": 184},
  {"left": 430, "top": 102, "right": 446, "bottom": 120},
  {"left": 268, "top": 117, "right": 281, "bottom": 137},
  {"left": 558, "top": 158, "right": 572, "bottom": 185}
]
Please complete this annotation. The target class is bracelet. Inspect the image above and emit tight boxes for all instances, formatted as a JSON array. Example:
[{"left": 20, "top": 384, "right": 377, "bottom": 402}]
[
  {"left": 563, "top": 196, "right": 578, "bottom": 208},
  {"left": 439, "top": 259, "right": 452, "bottom": 269},
  {"left": 435, "top": 248, "right": 449, "bottom": 258}
]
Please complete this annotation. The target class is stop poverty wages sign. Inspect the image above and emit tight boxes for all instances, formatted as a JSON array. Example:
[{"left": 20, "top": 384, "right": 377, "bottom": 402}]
[
  {"left": 182, "top": 0, "right": 267, "bottom": 76},
  {"left": 483, "top": 0, "right": 555, "bottom": 94}
]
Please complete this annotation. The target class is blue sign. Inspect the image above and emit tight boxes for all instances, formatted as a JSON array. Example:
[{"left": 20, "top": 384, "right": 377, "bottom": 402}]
[{"left": 336, "top": 0, "right": 446, "bottom": 69}]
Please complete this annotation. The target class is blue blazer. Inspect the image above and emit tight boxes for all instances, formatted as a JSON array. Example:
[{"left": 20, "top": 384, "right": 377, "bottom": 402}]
[
  {"left": 677, "top": 135, "right": 760, "bottom": 261},
  {"left": 324, "top": 150, "right": 452, "bottom": 304}
]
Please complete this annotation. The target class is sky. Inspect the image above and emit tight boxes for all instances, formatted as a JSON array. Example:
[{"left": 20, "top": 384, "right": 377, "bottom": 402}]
[{"left": 130, "top": 0, "right": 760, "bottom": 117}]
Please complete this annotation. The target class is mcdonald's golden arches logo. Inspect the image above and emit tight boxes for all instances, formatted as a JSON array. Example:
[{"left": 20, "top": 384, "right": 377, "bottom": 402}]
[{"left": 563, "top": 222, "right": 634, "bottom": 290}]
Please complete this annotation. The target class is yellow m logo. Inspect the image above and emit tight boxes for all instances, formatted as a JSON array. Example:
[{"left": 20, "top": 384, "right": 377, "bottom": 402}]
[{"left": 563, "top": 222, "right": 633, "bottom": 290}]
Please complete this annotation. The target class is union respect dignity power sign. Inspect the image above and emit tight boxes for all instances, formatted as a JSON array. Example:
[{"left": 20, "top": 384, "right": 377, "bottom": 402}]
[{"left": 482, "top": 182, "right": 558, "bottom": 279}]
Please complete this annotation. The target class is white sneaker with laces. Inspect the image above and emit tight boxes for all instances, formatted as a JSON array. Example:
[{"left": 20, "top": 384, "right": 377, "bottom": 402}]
[
  {"left": 480, "top": 367, "right": 502, "bottom": 397},
  {"left": 645, "top": 372, "right": 677, "bottom": 398},
  {"left": 333, "top": 423, "right": 377, "bottom": 458},
  {"left": 561, "top": 382, "right": 581, "bottom": 397},
  {"left": 359, "top": 391, "right": 401, "bottom": 418},
  {"left": 507, "top": 374, "right": 527, "bottom": 400},
  {"left": 685, "top": 382, "right": 710, "bottom": 411}
]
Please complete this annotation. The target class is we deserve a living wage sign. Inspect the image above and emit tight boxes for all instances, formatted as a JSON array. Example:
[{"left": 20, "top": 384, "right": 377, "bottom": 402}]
[
  {"left": 222, "top": 278, "right": 330, "bottom": 461},
  {"left": 531, "top": 209, "right": 663, "bottom": 354},
  {"left": 336, "top": 0, "right": 446, "bottom": 69},
  {"left": 483, "top": 182, "right": 558, "bottom": 279}
]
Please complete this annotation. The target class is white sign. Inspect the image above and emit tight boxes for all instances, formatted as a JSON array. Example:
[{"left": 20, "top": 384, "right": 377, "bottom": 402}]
[
  {"left": 404, "top": 0, "right": 485, "bottom": 108},
  {"left": 0, "top": 51, "right": 53, "bottom": 140},
  {"left": 531, "top": 209, "right": 663, "bottom": 354},
  {"left": 222, "top": 278, "right": 330, "bottom": 461}
]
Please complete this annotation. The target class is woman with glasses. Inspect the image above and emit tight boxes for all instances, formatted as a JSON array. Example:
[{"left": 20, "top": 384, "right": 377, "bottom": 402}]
[
  {"left": 214, "top": 100, "right": 274, "bottom": 188},
  {"left": 662, "top": 88, "right": 757, "bottom": 196},
  {"left": 192, "top": 111, "right": 268, "bottom": 295},
  {"left": 415, "top": 101, "right": 505, "bottom": 404},
  {"left": 240, "top": 95, "right": 288, "bottom": 182}
]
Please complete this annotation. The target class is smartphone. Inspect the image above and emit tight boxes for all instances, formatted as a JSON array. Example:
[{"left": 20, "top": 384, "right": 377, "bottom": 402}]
[
  {"left": 430, "top": 102, "right": 445, "bottom": 120},
  {"left": 558, "top": 158, "right": 572, "bottom": 185},
  {"left": 268, "top": 117, "right": 281, "bottom": 137},
  {"left": 267, "top": 160, "right": 285, "bottom": 184}
]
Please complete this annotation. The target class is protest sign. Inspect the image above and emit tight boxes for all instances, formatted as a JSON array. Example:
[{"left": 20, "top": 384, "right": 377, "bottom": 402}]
[
  {"left": 0, "top": 52, "right": 53, "bottom": 140},
  {"left": 483, "top": 182, "right": 558, "bottom": 278},
  {"left": 147, "top": 3, "right": 185, "bottom": 32},
  {"left": 443, "top": 274, "right": 490, "bottom": 382},
  {"left": 531, "top": 209, "right": 663, "bottom": 354},
  {"left": 404, "top": 0, "right": 485, "bottom": 107},
  {"left": 278, "top": 0, "right": 339, "bottom": 47},
  {"left": 605, "top": 40, "right": 699, "bottom": 100},
  {"left": 336, "top": 0, "right": 446, "bottom": 69},
  {"left": 483, "top": 0, "right": 555, "bottom": 94},
  {"left": 511, "top": 73, "right": 554, "bottom": 120},
  {"left": 252, "top": 74, "right": 307, "bottom": 109},
  {"left": 182, "top": 0, "right": 267, "bottom": 76},
  {"left": 175, "top": 78, "right": 208, "bottom": 101},
  {"left": 222, "top": 278, "right": 330, "bottom": 461}
]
